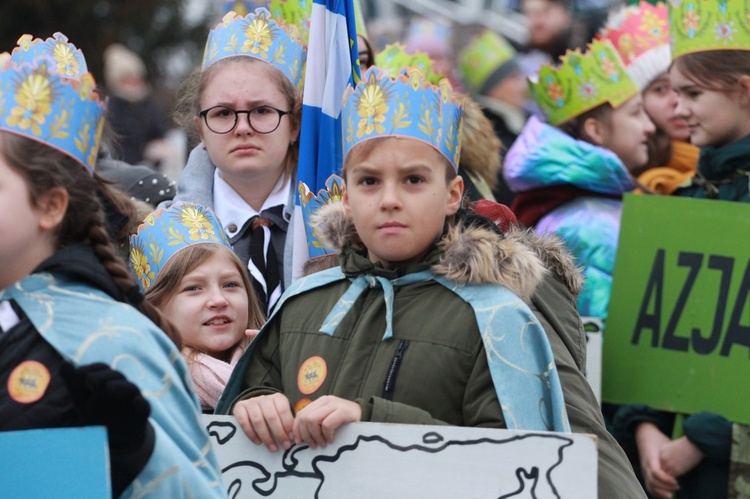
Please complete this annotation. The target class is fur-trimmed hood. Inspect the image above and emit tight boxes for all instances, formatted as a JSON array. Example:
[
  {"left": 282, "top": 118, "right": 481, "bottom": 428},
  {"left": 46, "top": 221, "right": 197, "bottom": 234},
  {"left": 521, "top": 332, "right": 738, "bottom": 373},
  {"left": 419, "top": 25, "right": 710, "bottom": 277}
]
[{"left": 311, "top": 201, "right": 583, "bottom": 301}]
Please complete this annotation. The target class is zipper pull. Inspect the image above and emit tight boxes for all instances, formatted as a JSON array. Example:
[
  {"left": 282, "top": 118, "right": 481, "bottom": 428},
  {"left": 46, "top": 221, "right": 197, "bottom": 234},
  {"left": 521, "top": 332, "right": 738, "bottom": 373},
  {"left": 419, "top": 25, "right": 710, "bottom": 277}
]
[{"left": 383, "top": 339, "right": 409, "bottom": 400}]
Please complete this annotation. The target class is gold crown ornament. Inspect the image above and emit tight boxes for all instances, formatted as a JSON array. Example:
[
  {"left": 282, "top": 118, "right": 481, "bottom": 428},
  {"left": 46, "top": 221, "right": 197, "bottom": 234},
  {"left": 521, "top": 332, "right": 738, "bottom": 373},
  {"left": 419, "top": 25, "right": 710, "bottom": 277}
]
[
  {"left": 0, "top": 33, "right": 105, "bottom": 173},
  {"left": 342, "top": 65, "right": 464, "bottom": 171},
  {"left": 129, "top": 203, "right": 233, "bottom": 292},
  {"left": 202, "top": 7, "right": 306, "bottom": 89}
]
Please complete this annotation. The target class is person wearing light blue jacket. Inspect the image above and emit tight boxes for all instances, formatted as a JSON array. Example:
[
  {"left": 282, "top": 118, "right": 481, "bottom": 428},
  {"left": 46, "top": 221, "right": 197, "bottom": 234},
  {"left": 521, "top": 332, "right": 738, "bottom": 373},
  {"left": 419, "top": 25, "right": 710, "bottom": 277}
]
[
  {"left": 503, "top": 39, "right": 654, "bottom": 322},
  {"left": 0, "top": 32, "right": 225, "bottom": 498}
]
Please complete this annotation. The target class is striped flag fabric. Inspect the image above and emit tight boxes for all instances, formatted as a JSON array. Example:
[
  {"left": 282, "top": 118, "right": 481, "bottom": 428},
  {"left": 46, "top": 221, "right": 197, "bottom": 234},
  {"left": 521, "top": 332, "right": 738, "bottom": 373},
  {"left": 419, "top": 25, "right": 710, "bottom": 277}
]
[{"left": 292, "top": 0, "right": 361, "bottom": 277}]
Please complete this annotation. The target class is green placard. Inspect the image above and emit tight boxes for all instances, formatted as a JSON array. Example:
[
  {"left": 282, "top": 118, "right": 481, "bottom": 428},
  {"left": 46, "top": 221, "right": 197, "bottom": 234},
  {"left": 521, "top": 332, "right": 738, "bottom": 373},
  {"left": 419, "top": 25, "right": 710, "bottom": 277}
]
[{"left": 603, "top": 194, "right": 750, "bottom": 425}]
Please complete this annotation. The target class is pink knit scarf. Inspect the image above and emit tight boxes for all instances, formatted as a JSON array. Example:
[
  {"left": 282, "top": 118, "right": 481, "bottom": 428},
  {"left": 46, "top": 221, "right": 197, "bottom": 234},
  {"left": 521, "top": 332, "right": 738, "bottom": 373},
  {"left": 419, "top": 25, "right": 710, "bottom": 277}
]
[{"left": 184, "top": 344, "right": 245, "bottom": 410}]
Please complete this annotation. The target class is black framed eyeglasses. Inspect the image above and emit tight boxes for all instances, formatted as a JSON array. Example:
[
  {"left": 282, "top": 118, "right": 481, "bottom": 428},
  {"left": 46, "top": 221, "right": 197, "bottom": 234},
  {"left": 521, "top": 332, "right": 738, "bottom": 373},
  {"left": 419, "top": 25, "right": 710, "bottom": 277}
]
[{"left": 198, "top": 105, "right": 291, "bottom": 134}]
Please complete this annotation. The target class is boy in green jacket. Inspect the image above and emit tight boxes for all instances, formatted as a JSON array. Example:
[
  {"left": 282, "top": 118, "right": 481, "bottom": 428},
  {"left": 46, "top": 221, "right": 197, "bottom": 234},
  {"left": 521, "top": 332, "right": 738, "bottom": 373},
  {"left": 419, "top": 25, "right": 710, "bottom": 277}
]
[{"left": 218, "top": 65, "right": 645, "bottom": 497}]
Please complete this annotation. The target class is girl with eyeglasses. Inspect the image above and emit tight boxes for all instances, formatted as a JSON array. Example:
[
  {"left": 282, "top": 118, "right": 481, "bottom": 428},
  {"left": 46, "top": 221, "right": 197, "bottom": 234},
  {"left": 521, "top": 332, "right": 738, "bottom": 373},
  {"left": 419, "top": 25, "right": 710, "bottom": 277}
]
[{"left": 173, "top": 8, "right": 306, "bottom": 317}]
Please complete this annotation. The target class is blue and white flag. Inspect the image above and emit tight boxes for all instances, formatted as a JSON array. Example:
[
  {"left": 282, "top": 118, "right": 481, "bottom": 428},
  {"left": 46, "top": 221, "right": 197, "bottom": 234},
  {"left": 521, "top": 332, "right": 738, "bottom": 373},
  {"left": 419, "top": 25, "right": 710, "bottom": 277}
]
[{"left": 293, "top": 0, "right": 361, "bottom": 277}]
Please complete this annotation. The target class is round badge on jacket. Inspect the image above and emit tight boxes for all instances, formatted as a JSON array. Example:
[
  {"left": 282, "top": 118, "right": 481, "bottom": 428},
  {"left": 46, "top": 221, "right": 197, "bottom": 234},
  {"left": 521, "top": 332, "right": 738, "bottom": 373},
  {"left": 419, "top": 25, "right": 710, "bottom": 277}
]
[
  {"left": 297, "top": 356, "right": 327, "bottom": 395},
  {"left": 8, "top": 360, "right": 51, "bottom": 404}
]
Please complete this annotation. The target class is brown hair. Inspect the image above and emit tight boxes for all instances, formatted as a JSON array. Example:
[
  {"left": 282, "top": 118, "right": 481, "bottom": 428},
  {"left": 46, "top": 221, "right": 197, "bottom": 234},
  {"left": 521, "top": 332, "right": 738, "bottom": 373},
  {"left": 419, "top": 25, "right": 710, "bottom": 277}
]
[
  {"left": 343, "top": 137, "right": 457, "bottom": 183},
  {"left": 458, "top": 93, "right": 501, "bottom": 189},
  {"left": 173, "top": 56, "right": 302, "bottom": 181},
  {"left": 302, "top": 253, "right": 340, "bottom": 276},
  {"left": 672, "top": 50, "right": 750, "bottom": 99},
  {"left": 145, "top": 243, "right": 265, "bottom": 330},
  {"left": 558, "top": 102, "right": 613, "bottom": 143},
  {"left": 1, "top": 132, "right": 181, "bottom": 347}
]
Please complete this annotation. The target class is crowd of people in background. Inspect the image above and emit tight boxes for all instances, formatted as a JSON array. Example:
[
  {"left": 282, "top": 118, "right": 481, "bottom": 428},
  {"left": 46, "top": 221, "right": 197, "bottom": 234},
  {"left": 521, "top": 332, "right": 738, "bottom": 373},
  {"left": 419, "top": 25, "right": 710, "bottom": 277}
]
[{"left": 1, "top": 0, "right": 749, "bottom": 497}]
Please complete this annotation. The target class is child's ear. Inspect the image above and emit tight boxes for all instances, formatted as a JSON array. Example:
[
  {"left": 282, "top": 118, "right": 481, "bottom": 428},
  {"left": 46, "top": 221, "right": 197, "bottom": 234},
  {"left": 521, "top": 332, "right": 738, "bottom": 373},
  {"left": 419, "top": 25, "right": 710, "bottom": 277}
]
[
  {"left": 290, "top": 121, "right": 301, "bottom": 145},
  {"left": 194, "top": 116, "right": 205, "bottom": 144},
  {"left": 36, "top": 187, "right": 68, "bottom": 231},
  {"left": 582, "top": 116, "right": 606, "bottom": 146},
  {"left": 446, "top": 175, "right": 464, "bottom": 216},
  {"left": 738, "top": 75, "right": 750, "bottom": 108},
  {"left": 342, "top": 182, "right": 352, "bottom": 215}
]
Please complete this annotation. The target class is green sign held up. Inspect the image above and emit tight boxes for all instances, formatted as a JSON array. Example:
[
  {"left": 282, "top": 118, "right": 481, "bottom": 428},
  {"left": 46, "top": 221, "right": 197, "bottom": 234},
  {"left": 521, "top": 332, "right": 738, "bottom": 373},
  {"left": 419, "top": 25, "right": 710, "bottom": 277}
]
[{"left": 603, "top": 194, "right": 750, "bottom": 425}]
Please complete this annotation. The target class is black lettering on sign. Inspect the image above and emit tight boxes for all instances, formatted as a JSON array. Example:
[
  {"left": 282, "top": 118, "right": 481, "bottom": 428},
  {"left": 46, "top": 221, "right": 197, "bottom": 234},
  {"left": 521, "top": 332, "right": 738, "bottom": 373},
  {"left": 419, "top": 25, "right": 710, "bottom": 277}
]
[
  {"left": 721, "top": 259, "right": 750, "bottom": 357},
  {"left": 632, "top": 251, "right": 750, "bottom": 358},
  {"left": 632, "top": 249, "right": 664, "bottom": 347},
  {"left": 692, "top": 256, "right": 734, "bottom": 355},
  {"left": 662, "top": 252, "right": 702, "bottom": 352}
]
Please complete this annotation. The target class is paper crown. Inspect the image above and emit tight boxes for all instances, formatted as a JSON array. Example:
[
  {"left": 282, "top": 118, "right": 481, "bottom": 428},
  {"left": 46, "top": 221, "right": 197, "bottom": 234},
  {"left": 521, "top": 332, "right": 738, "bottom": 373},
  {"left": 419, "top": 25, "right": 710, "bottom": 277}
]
[
  {"left": 129, "top": 203, "right": 232, "bottom": 292},
  {"left": 342, "top": 66, "right": 464, "bottom": 171},
  {"left": 220, "top": 1, "right": 312, "bottom": 46},
  {"left": 299, "top": 174, "right": 344, "bottom": 258},
  {"left": 202, "top": 8, "right": 306, "bottom": 89},
  {"left": 668, "top": 0, "right": 750, "bottom": 60},
  {"left": 529, "top": 39, "right": 640, "bottom": 126},
  {"left": 459, "top": 29, "right": 518, "bottom": 95},
  {"left": 405, "top": 17, "right": 453, "bottom": 55},
  {"left": 0, "top": 33, "right": 105, "bottom": 173},
  {"left": 599, "top": 2, "right": 671, "bottom": 90},
  {"left": 374, "top": 43, "right": 442, "bottom": 84}
]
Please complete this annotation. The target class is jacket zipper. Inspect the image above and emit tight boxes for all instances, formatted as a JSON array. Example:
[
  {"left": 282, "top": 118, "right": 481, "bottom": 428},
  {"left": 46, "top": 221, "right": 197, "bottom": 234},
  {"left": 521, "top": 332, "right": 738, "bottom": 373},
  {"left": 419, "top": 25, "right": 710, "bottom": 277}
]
[{"left": 382, "top": 339, "right": 409, "bottom": 400}]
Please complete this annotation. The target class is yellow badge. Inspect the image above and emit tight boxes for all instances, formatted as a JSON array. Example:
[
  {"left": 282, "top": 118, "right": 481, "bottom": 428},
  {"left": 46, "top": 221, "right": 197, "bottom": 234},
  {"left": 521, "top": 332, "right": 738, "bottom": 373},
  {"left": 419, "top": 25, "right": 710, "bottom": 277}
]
[
  {"left": 294, "top": 398, "right": 312, "bottom": 414},
  {"left": 297, "top": 356, "right": 327, "bottom": 395},
  {"left": 8, "top": 360, "right": 51, "bottom": 404}
]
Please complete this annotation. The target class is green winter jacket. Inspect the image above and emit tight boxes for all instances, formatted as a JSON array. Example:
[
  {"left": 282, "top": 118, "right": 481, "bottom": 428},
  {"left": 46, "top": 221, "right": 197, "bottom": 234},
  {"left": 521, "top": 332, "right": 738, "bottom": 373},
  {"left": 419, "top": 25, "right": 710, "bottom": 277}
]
[
  {"left": 235, "top": 244, "right": 510, "bottom": 427},
  {"left": 219, "top": 203, "right": 645, "bottom": 498}
]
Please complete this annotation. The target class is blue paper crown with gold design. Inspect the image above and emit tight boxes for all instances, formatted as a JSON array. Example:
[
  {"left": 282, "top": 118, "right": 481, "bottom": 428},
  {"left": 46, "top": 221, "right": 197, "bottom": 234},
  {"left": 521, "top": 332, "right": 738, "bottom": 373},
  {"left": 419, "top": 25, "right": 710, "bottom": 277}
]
[
  {"left": 342, "top": 66, "right": 464, "bottom": 171},
  {"left": 129, "top": 203, "right": 233, "bottom": 292},
  {"left": 529, "top": 39, "right": 640, "bottom": 126},
  {"left": 220, "top": 1, "right": 313, "bottom": 46},
  {"left": 202, "top": 8, "right": 306, "bottom": 89},
  {"left": 0, "top": 33, "right": 105, "bottom": 173},
  {"left": 668, "top": 0, "right": 750, "bottom": 60},
  {"left": 299, "top": 173, "right": 344, "bottom": 258}
]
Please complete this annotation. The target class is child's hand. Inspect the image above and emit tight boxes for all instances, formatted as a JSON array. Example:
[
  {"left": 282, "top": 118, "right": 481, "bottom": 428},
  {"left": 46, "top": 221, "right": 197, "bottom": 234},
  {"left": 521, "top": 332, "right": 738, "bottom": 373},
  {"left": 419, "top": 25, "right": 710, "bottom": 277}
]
[
  {"left": 635, "top": 422, "right": 679, "bottom": 498},
  {"left": 233, "top": 393, "right": 295, "bottom": 452},
  {"left": 245, "top": 329, "right": 260, "bottom": 341},
  {"left": 659, "top": 436, "right": 705, "bottom": 478},
  {"left": 292, "top": 395, "right": 361, "bottom": 448}
]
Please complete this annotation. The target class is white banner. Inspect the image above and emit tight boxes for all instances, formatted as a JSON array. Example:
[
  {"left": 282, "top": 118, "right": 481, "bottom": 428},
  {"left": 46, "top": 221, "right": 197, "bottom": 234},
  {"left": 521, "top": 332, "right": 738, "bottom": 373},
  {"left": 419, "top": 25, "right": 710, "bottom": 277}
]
[{"left": 204, "top": 415, "right": 597, "bottom": 498}]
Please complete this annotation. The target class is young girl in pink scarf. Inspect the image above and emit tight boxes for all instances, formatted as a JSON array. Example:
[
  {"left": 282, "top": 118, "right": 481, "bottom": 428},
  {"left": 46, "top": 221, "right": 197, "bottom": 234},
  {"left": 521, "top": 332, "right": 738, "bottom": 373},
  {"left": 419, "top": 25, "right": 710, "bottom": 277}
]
[{"left": 131, "top": 202, "right": 264, "bottom": 411}]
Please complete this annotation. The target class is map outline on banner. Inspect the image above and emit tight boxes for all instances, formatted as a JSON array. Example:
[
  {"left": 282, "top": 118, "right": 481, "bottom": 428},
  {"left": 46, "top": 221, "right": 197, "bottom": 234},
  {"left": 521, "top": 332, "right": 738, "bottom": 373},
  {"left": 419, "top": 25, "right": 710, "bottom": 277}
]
[{"left": 204, "top": 415, "right": 598, "bottom": 498}]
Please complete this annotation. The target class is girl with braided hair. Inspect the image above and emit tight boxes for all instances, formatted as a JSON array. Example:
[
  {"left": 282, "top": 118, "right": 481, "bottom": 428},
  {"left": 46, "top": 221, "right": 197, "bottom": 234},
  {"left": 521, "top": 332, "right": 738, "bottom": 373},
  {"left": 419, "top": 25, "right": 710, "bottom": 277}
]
[{"left": 0, "top": 34, "right": 224, "bottom": 497}]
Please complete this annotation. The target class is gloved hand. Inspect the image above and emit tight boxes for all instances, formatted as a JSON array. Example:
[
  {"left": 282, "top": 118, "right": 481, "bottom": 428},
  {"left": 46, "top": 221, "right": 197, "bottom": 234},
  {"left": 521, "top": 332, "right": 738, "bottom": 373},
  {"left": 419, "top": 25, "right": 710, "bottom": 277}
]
[{"left": 61, "top": 362, "right": 155, "bottom": 495}]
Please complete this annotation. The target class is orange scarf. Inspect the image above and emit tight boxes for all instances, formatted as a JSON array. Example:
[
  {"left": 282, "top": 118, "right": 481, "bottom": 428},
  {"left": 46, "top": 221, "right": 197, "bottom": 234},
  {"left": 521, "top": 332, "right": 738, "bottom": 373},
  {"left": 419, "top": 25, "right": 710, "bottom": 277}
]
[{"left": 637, "top": 141, "right": 699, "bottom": 195}]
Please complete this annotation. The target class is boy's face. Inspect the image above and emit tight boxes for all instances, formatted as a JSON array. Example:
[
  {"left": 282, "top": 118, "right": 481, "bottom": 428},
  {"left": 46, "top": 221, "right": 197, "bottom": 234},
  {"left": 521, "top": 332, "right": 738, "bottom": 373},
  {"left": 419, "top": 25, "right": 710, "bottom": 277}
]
[{"left": 343, "top": 138, "right": 463, "bottom": 267}]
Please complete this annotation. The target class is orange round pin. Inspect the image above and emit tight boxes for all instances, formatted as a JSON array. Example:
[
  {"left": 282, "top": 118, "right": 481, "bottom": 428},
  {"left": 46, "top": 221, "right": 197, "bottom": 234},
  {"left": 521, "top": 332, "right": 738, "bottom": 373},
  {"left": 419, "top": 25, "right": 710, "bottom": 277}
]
[
  {"left": 294, "top": 398, "right": 312, "bottom": 414},
  {"left": 8, "top": 360, "right": 51, "bottom": 404},
  {"left": 297, "top": 356, "right": 327, "bottom": 395}
]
